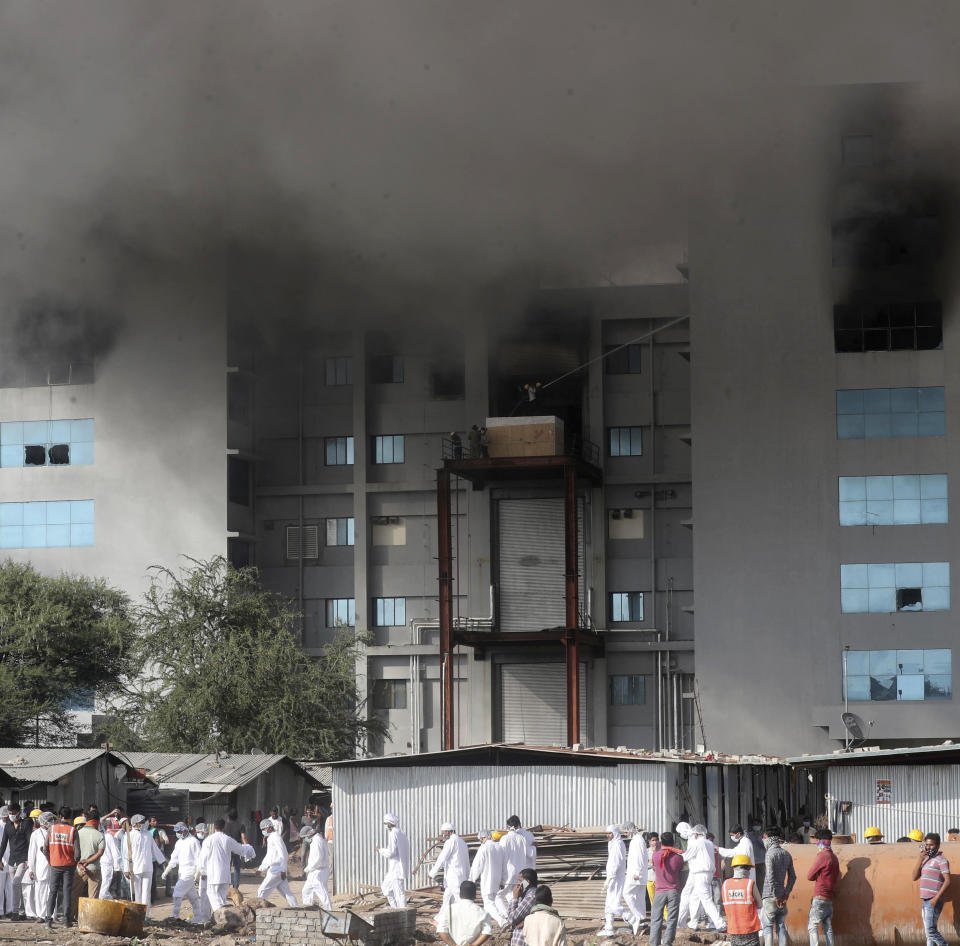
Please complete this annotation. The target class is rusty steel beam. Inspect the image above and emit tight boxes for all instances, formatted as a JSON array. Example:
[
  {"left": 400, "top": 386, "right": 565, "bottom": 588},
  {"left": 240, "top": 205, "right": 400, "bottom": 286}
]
[
  {"left": 564, "top": 463, "right": 580, "bottom": 747},
  {"left": 437, "top": 467, "right": 455, "bottom": 750}
]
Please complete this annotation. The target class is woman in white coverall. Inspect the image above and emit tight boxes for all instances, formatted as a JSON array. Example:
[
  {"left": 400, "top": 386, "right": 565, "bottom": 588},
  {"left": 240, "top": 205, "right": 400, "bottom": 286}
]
[
  {"left": 622, "top": 821, "right": 649, "bottom": 935},
  {"left": 257, "top": 818, "right": 297, "bottom": 907},
  {"left": 469, "top": 828, "right": 507, "bottom": 927},
  {"left": 599, "top": 824, "right": 626, "bottom": 937},
  {"left": 162, "top": 823, "right": 202, "bottom": 922},
  {"left": 376, "top": 812, "right": 410, "bottom": 909},
  {"left": 121, "top": 814, "right": 166, "bottom": 918},
  {"left": 429, "top": 822, "right": 470, "bottom": 912},
  {"left": 300, "top": 824, "right": 332, "bottom": 909}
]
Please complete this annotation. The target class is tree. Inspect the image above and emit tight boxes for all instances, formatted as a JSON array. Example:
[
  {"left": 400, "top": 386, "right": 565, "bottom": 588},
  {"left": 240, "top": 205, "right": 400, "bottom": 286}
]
[
  {"left": 114, "top": 557, "right": 384, "bottom": 758},
  {"left": 0, "top": 560, "right": 136, "bottom": 746}
]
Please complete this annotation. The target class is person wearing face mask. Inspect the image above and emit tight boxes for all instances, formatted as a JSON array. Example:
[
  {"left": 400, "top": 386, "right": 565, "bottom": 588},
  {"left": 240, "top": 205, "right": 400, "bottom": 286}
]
[
  {"left": 431, "top": 823, "right": 471, "bottom": 913},
  {"left": 678, "top": 825, "right": 726, "bottom": 934},
  {"left": 806, "top": 829, "right": 839, "bottom": 946},
  {"left": 798, "top": 819, "right": 815, "bottom": 844},
  {"left": 760, "top": 826, "right": 795, "bottom": 946},
  {"left": 120, "top": 814, "right": 166, "bottom": 918},
  {"left": 377, "top": 813, "right": 411, "bottom": 910},
  {"left": 161, "top": 823, "right": 202, "bottom": 923},
  {"left": 41, "top": 807, "right": 81, "bottom": 930},
  {"left": 719, "top": 825, "right": 757, "bottom": 883},
  {"left": 0, "top": 804, "right": 32, "bottom": 921},
  {"left": 721, "top": 854, "right": 762, "bottom": 946},
  {"left": 622, "top": 822, "right": 649, "bottom": 935},
  {"left": 470, "top": 829, "right": 507, "bottom": 927},
  {"left": 598, "top": 824, "right": 626, "bottom": 938},
  {"left": 505, "top": 868, "right": 539, "bottom": 946},
  {"left": 301, "top": 824, "right": 332, "bottom": 909},
  {"left": 912, "top": 832, "right": 951, "bottom": 946}
]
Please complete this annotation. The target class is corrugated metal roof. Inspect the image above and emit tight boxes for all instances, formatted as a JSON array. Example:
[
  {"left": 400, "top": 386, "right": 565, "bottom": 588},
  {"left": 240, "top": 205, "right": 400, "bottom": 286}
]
[
  {"left": 123, "top": 752, "right": 323, "bottom": 791},
  {"left": 788, "top": 742, "right": 960, "bottom": 766},
  {"left": 0, "top": 748, "right": 114, "bottom": 784},
  {"left": 298, "top": 762, "right": 332, "bottom": 786},
  {"left": 330, "top": 742, "right": 788, "bottom": 769}
]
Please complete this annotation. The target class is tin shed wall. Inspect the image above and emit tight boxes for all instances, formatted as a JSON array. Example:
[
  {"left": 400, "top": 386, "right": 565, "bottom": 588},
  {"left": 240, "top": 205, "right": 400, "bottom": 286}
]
[
  {"left": 827, "top": 763, "right": 960, "bottom": 839},
  {"left": 331, "top": 762, "right": 670, "bottom": 894}
]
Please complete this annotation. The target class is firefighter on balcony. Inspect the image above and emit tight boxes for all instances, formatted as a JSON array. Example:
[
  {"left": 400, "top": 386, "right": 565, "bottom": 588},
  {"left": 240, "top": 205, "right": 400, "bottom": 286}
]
[{"left": 722, "top": 854, "right": 762, "bottom": 946}]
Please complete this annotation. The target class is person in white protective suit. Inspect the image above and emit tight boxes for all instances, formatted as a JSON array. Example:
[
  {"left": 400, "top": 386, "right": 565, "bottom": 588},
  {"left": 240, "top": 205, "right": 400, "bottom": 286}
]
[
  {"left": 677, "top": 824, "right": 726, "bottom": 933},
  {"left": 22, "top": 811, "right": 49, "bottom": 918},
  {"left": 256, "top": 818, "right": 297, "bottom": 907},
  {"left": 98, "top": 820, "right": 122, "bottom": 900},
  {"left": 300, "top": 824, "right": 332, "bottom": 909},
  {"left": 598, "top": 824, "right": 627, "bottom": 937},
  {"left": 507, "top": 816, "right": 536, "bottom": 869},
  {"left": 200, "top": 818, "right": 256, "bottom": 915},
  {"left": 376, "top": 813, "right": 410, "bottom": 909},
  {"left": 621, "top": 822, "right": 649, "bottom": 935},
  {"left": 429, "top": 823, "right": 470, "bottom": 914},
  {"left": 717, "top": 824, "right": 756, "bottom": 882},
  {"left": 121, "top": 814, "right": 166, "bottom": 918},
  {"left": 194, "top": 823, "right": 211, "bottom": 922},
  {"left": 496, "top": 817, "right": 535, "bottom": 918},
  {"left": 162, "top": 823, "right": 202, "bottom": 922},
  {"left": 469, "top": 828, "right": 507, "bottom": 928}
]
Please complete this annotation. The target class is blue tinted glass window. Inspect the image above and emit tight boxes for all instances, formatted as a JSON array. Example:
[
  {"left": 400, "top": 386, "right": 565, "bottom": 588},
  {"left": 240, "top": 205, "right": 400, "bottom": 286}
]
[
  {"left": 840, "top": 474, "right": 948, "bottom": 526},
  {"left": 837, "top": 388, "right": 944, "bottom": 440},
  {"left": 0, "top": 418, "right": 94, "bottom": 467},
  {"left": 0, "top": 500, "right": 94, "bottom": 548},
  {"left": 844, "top": 649, "right": 952, "bottom": 702},
  {"left": 841, "top": 562, "right": 949, "bottom": 612}
]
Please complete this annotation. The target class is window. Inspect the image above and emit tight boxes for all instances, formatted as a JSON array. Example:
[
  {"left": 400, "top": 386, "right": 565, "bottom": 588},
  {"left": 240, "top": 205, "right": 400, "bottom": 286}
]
[
  {"left": 0, "top": 500, "right": 94, "bottom": 549},
  {"left": 372, "top": 679, "right": 408, "bottom": 710},
  {"left": 228, "top": 538, "right": 252, "bottom": 569},
  {"left": 840, "top": 562, "right": 950, "bottom": 613},
  {"left": 373, "top": 435, "right": 405, "bottom": 464},
  {"left": 0, "top": 362, "right": 94, "bottom": 389},
  {"left": 286, "top": 525, "right": 319, "bottom": 560},
  {"left": 610, "top": 591, "right": 644, "bottom": 622},
  {"left": 370, "top": 354, "right": 404, "bottom": 384},
  {"left": 0, "top": 419, "right": 94, "bottom": 467},
  {"left": 326, "top": 356, "right": 353, "bottom": 386},
  {"left": 836, "top": 387, "right": 945, "bottom": 440},
  {"left": 839, "top": 475, "right": 948, "bottom": 526},
  {"left": 325, "top": 517, "right": 355, "bottom": 546},
  {"left": 430, "top": 365, "right": 465, "bottom": 399},
  {"left": 608, "top": 427, "right": 643, "bottom": 457},
  {"left": 841, "top": 134, "right": 875, "bottom": 168},
  {"left": 325, "top": 598, "right": 355, "bottom": 627},
  {"left": 834, "top": 302, "right": 942, "bottom": 353},
  {"left": 228, "top": 457, "right": 251, "bottom": 506},
  {"left": 324, "top": 436, "right": 354, "bottom": 465},
  {"left": 605, "top": 344, "right": 643, "bottom": 374},
  {"left": 608, "top": 508, "right": 645, "bottom": 539},
  {"left": 372, "top": 516, "right": 406, "bottom": 545},
  {"left": 843, "top": 649, "right": 951, "bottom": 702},
  {"left": 610, "top": 674, "right": 646, "bottom": 705},
  {"left": 373, "top": 597, "right": 406, "bottom": 627}
]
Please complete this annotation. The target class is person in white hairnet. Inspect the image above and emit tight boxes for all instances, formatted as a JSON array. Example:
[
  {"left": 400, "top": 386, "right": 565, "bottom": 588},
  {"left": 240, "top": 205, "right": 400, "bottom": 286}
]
[
  {"left": 376, "top": 813, "right": 410, "bottom": 909},
  {"left": 26, "top": 812, "right": 54, "bottom": 918},
  {"left": 469, "top": 828, "right": 507, "bottom": 927},
  {"left": 429, "top": 822, "right": 470, "bottom": 912},
  {"left": 300, "top": 824, "right": 332, "bottom": 909},
  {"left": 193, "top": 823, "right": 211, "bottom": 921},
  {"left": 677, "top": 824, "right": 726, "bottom": 933},
  {"left": 621, "top": 822, "right": 649, "bottom": 935},
  {"left": 597, "top": 824, "right": 626, "bottom": 937},
  {"left": 256, "top": 818, "right": 297, "bottom": 907},
  {"left": 121, "top": 814, "right": 166, "bottom": 918},
  {"left": 161, "top": 823, "right": 202, "bottom": 922}
]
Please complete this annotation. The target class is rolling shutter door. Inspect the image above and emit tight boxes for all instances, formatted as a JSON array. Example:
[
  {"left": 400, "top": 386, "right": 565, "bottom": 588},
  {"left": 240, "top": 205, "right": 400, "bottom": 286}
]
[
  {"left": 497, "top": 498, "right": 586, "bottom": 632},
  {"left": 500, "top": 662, "right": 590, "bottom": 746}
]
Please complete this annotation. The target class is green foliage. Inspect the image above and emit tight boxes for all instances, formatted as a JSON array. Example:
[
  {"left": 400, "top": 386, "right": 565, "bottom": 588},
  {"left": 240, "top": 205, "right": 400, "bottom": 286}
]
[
  {"left": 0, "top": 560, "right": 135, "bottom": 746},
  {"left": 117, "top": 556, "right": 383, "bottom": 758}
]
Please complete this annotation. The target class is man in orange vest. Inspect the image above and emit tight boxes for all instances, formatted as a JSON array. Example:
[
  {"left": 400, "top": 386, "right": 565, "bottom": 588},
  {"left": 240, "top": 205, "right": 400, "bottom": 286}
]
[
  {"left": 41, "top": 807, "right": 81, "bottom": 930},
  {"left": 721, "top": 854, "right": 762, "bottom": 946}
]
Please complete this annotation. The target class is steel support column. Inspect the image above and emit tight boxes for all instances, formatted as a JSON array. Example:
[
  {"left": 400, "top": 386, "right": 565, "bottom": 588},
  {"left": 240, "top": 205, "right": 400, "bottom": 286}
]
[
  {"left": 564, "top": 464, "right": 580, "bottom": 746},
  {"left": 437, "top": 467, "right": 455, "bottom": 750}
]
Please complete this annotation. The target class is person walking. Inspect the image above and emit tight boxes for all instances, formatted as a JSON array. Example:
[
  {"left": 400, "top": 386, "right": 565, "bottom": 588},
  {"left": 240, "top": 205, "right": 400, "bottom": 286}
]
[
  {"left": 377, "top": 812, "right": 411, "bottom": 909},
  {"left": 679, "top": 825, "right": 726, "bottom": 933},
  {"left": 807, "top": 829, "right": 839, "bottom": 946},
  {"left": 436, "top": 880, "right": 495, "bottom": 946},
  {"left": 256, "top": 819, "right": 297, "bottom": 907},
  {"left": 199, "top": 818, "right": 255, "bottom": 915},
  {"left": 121, "top": 814, "right": 166, "bottom": 918},
  {"left": 430, "top": 822, "right": 470, "bottom": 911},
  {"left": 161, "top": 823, "right": 202, "bottom": 923},
  {"left": 598, "top": 824, "right": 626, "bottom": 938},
  {"left": 222, "top": 810, "right": 248, "bottom": 890},
  {"left": 912, "top": 832, "right": 951, "bottom": 946},
  {"left": 760, "top": 826, "right": 796, "bottom": 946},
  {"left": 42, "top": 807, "right": 80, "bottom": 929},
  {"left": 300, "top": 824, "right": 332, "bottom": 909},
  {"left": 0, "top": 804, "right": 32, "bottom": 920},
  {"left": 522, "top": 885, "right": 566, "bottom": 946},
  {"left": 622, "top": 822, "right": 649, "bottom": 935},
  {"left": 499, "top": 818, "right": 533, "bottom": 917},
  {"left": 470, "top": 828, "right": 507, "bottom": 926},
  {"left": 721, "top": 854, "right": 762, "bottom": 946},
  {"left": 649, "top": 831, "right": 684, "bottom": 946},
  {"left": 506, "top": 868, "right": 539, "bottom": 946}
]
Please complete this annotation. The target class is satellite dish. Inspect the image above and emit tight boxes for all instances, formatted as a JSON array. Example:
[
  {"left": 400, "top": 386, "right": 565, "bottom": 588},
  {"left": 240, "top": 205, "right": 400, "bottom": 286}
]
[
  {"left": 841, "top": 712, "right": 865, "bottom": 749},
  {"left": 113, "top": 764, "right": 127, "bottom": 782},
  {"left": 250, "top": 747, "right": 266, "bottom": 755}
]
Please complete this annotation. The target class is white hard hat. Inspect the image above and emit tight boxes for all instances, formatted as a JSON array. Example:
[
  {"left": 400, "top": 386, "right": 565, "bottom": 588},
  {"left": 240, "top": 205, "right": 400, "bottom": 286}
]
[
  {"left": 440, "top": 822, "right": 455, "bottom": 833},
  {"left": 260, "top": 818, "right": 274, "bottom": 832},
  {"left": 383, "top": 812, "right": 399, "bottom": 826},
  {"left": 676, "top": 822, "right": 692, "bottom": 840}
]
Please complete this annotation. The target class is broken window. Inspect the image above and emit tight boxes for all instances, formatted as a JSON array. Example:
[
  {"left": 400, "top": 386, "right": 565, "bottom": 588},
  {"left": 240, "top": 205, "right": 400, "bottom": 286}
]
[
  {"left": 844, "top": 649, "right": 951, "bottom": 702},
  {"left": 604, "top": 344, "right": 643, "bottom": 374},
  {"left": 369, "top": 354, "right": 404, "bottom": 383},
  {"left": 840, "top": 562, "right": 950, "bottom": 613},
  {"left": 0, "top": 419, "right": 93, "bottom": 468},
  {"left": 48, "top": 444, "right": 70, "bottom": 464},
  {"left": 372, "top": 679, "right": 408, "bottom": 710},
  {"left": 896, "top": 587, "right": 923, "bottom": 611},
  {"left": 608, "top": 508, "right": 645, "bottom": 539},
  {"left": 371, "top": 516, "right": 406, "bottom": 545},
  {"left": 834, "top": 301, "right": 942, "bottom": 353},
  {"left": 24, "top": 445, "right": 46, "bottom": 465}
]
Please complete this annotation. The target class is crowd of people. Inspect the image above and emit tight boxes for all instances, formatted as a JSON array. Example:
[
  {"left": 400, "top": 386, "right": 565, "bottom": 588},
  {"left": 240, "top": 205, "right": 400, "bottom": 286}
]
[{"left": 0, "top": 800, "right": 334, "bottom": 929}]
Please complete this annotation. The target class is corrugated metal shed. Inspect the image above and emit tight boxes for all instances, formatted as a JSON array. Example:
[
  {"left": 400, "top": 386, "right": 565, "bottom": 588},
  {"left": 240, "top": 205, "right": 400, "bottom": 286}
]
[
  {"left": 0, "top": 748, "right": 112, "bottom": 783},
  {"left": 300, "top": 762, "right": 332, "bottom": 787},
  {"left": 124, "top": 752, "right": 319, "bottom": 792}
]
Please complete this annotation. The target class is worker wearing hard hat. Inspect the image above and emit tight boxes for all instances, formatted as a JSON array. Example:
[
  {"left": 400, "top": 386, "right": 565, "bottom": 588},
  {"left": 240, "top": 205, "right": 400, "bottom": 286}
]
[
  {"left": 909, "top": 829, "right": 925, "bottom": 843},
  {"left": 429, "top": 823, "right": 470, "bottom": 913},
  {"left": 864, "top": 826, "right": 884, "bottom": 845},
  {"left": 722, "top": 854, "right": 762, "bottom": 946}
]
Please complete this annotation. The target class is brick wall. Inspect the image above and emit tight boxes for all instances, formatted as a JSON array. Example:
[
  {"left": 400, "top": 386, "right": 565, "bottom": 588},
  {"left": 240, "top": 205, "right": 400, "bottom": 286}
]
[{"left": 257, "top": 907, "right": 417, "bottom": 946}]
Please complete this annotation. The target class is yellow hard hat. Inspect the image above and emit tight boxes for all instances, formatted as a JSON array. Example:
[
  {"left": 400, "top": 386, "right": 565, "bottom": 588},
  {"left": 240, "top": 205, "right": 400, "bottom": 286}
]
[
  {"left": 73, "top": 816, "right": 85, "bottom": 825},
  {"left": 29, "top": 809, "right": 41, "bottom": 818},
  {"left": 864, "top": 826, "right": 883, "bottom": 839},
  {"left": 909, "top": 829, "right": 924, "bottom": 842},
  {"left": 491, "top": 830, "right": 505, "bottom": 841},
  {"left": 731, "top": 854, "right": 753, "bottom": 868}
]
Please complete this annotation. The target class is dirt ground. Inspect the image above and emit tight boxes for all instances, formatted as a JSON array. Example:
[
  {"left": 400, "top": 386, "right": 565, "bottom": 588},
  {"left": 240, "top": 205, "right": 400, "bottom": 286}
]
[{"left": 0, "top": 871, "right": 726, "bottom": 946}]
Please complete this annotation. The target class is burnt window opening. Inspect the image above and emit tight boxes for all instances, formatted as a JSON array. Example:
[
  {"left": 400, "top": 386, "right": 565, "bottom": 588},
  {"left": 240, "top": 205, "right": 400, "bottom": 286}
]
[
  {"left": 832, "top": 216, "right": 942, "bottom": 269},
  {"left": 430, "top": 365, "right": 464, "bottom": 399},
  {"left": 369, "top": 354, "right": 404, "bottom": 384},
  {"left": 48, "top": 444, "right": 70, "bottom": 464},
  {"left": 24, "top": 445, "right": 46, "bottom": 465},
  {"left": 228, "top": 456, "right": 251, "bottom": 506},
  {"left": 896, "top": 587, "right": 923, "bottom": 611},
  {"left": 47, "top": 363, "right": 71, "bottom": 385},
  {"left": 604, "top": 344, "right": 643, "bottom": 374},
  {"left": 834, "top": 302, "right": 942, "bottom": 353}
]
